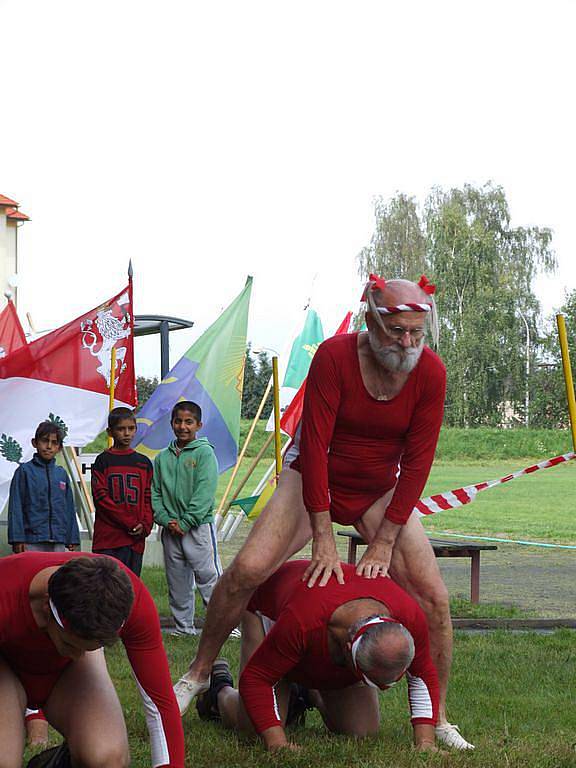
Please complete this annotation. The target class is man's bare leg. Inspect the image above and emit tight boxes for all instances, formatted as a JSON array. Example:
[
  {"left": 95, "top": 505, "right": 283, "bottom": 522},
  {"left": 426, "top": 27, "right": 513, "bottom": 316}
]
[
  {"left": 312, "top": 683, "right": 380, "bottom": 736},
  {"left": 218, "top": 612, "right": 291, "bottom": 733},
  {"left": 183, "top": 469, "right": 311, "bottom": 689},
  {"left": 44, "top": 649, "right": 129, "bottom": 768},
  {"left": 355, "top": 503, "right": 452, "bottom": 724},
  {"left": 0, "top": 655, "right": 27, "bottom": 768},
  {"left": 357, "top": 507, "right": 473, "bottom": 749}
]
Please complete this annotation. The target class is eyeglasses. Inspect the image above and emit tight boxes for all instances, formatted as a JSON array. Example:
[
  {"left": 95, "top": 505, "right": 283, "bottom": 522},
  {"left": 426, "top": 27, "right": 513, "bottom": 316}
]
[{"left": 381, "top": 324, "right": 425, "bottom": 341}]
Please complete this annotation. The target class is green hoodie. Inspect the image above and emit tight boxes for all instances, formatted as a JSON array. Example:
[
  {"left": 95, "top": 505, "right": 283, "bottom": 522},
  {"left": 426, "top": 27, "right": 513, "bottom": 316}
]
[{"left": 152, "top": 437, "right": 218, "bottom": 530}]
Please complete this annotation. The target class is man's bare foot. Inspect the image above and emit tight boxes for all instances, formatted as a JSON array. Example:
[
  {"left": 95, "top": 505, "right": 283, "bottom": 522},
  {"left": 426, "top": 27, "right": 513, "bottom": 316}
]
[{"left": 26, "top": 718, "right": 49, "bottom": 747}]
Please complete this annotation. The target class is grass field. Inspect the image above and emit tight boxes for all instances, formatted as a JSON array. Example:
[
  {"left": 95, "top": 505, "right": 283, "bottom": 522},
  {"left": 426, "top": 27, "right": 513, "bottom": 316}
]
[
  {"left": 26, "top": 600, "right": 576, "bottom": 768},
  {"left": 106, "top": 630, "right": 575, "bottom": 768}
]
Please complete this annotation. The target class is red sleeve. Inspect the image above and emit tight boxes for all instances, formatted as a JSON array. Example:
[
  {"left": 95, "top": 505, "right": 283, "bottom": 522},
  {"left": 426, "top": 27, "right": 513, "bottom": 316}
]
[
  {"left": 141, "top": 463, "right": 154, "bottom": 536},
  {"left": 403, "top": 605, "right": 440, "bottom": 726},
  {"left": 239, "top": 609, "right": 306, "bottom": 734},
  {"left": 299, "top": 341, "right": 342, "bottom": 513},
  {"left": 384, "top": 356, "right": 446, "bottom": 525},
  {"left": 91, "top": 456, "right": 135, "bottom": 532},
  {"left": 120, "top": 581, "right": 185, "bottom": 768}
]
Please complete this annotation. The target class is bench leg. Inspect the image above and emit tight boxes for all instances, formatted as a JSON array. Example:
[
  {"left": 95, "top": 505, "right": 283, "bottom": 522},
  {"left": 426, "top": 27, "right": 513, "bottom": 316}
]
[
  {"left": 470, "top": 551, "right": 480, "bottom": 604},
  {"left": 347, "top": 539, "right": 357, "bottom": 566}
]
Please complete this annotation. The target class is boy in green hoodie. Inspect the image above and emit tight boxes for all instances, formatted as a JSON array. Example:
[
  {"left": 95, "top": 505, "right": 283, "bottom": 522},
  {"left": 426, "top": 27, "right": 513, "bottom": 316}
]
[{"left": 152, "top": 401, "right": 222, "bottom": 636}]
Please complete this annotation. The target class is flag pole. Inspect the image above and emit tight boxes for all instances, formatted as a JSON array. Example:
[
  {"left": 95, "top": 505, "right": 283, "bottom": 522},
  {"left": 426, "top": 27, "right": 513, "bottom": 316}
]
[
  {"left": 215, "top": 375, "right": 273, "bottom": 521},
  {"left": 67, "top": 448, "right": 95, "bottom": 533},
  {"left": 272, "top": 356, "right": 282, "bottom": 483},
  {"left": 556, "top": 314, "right": 576, "bottom": 451},
  {"left": 107, "top": 347, "right": 117, "bottom": 448},
  {"left": 61, "top": 447, "right": 94, "bottom": 537},
  {"left": 218, "top": 431, "right": 275, "bottom": 520}
]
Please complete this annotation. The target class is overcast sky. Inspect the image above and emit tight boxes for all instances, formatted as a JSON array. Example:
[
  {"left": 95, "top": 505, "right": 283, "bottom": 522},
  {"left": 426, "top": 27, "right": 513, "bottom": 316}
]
[{"left": 2, "top": 0, "right": 575, "bottom": 377}]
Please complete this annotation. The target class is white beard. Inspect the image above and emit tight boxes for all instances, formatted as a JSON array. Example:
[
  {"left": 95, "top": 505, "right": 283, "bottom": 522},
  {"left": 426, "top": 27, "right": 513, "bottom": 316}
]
[{"left": 368, "top": 330, "right": 424, "bottom": 373}]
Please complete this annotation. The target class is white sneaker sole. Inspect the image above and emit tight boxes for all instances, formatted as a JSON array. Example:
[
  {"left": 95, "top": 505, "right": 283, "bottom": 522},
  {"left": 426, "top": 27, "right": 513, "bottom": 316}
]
[{"left": 174, "top": 676, "right": 210, "bottom": 716}]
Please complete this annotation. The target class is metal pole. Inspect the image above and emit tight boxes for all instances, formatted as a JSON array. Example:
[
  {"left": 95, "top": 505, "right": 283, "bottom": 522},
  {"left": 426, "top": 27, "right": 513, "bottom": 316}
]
[
  {"left": 160, "top": 320, "right": 170, "bottom": 379},
  {"left": 556, "top": 314, "right": 576, "bottom": 451}
]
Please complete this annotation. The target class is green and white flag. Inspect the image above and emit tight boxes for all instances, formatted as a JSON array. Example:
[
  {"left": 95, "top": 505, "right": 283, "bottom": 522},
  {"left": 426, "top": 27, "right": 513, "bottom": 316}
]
[{"left": 266, "top": 309, "right": 324, "bottom": 432}]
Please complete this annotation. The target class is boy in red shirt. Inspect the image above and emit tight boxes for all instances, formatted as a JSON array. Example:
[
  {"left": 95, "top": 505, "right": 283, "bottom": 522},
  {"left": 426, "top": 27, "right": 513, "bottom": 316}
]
[{"left": 91, "top": 407, "right": 154, "bottom": 576}]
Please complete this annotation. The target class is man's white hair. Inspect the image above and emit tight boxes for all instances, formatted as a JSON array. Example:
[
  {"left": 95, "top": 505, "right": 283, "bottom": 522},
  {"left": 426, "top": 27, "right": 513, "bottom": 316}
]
[{"left": 351, "top": 615, "right": 415, "bottom": 679}]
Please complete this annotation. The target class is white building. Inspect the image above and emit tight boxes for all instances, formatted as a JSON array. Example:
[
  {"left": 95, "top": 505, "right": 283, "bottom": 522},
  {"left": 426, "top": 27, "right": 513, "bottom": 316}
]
[{"left": 0, "top": 193, "right": 30, "bottom": 308}]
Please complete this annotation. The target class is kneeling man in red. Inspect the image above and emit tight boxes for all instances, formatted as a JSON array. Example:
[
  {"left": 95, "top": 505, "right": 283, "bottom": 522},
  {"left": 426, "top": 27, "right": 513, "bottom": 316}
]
[
  {"left": 0, "top": 552, "right": 184, "bottom": 768},
  {"left": 196, "top": 560, "right": 440, "bottom": 752}
]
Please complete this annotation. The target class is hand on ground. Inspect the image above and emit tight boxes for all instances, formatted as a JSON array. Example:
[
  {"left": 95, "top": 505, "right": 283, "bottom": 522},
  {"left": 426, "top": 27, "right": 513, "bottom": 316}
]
[{"left": 415, "top": 742, "right": 447, "bottom": 754}]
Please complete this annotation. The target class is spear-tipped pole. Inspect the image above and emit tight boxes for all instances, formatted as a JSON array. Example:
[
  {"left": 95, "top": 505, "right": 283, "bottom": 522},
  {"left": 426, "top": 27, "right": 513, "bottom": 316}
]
[{"left": 107, "top": 347, "right": 117, "bottom": 448}]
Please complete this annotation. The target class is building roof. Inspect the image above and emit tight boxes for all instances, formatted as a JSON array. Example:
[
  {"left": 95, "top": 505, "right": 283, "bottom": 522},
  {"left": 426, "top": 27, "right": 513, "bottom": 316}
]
[
  {"left": 6, "top": 207, "right": 30, "bottom": 221},
  {"left": 0, "top": 194, "right": 19, "bottom": 207}
]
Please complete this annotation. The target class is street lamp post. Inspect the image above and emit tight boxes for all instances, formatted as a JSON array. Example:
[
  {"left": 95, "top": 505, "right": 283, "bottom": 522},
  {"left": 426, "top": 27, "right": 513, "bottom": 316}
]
[{"left": 516, "top": 309, "right": 530, "bottom": 428}]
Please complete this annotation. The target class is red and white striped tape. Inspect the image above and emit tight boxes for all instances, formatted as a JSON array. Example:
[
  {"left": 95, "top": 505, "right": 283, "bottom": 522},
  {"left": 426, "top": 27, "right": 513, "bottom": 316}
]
[
  {"left": 376, "top": 303, "right": 431, "bottom": 314},
  {"left": 415, "top": 451, "right": 576, "bottom": 517}
]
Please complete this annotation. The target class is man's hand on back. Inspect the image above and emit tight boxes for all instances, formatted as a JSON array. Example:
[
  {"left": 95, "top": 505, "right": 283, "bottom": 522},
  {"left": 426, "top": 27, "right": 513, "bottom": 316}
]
[
  {"left": 303, "top": 511, "right": 345, "bottom": 588},
  {"left": 356, "top": 517, "right": 401, "bottom": 579},
  {"left": 356, "top": 539, "right": 394, "bottom": 579}
]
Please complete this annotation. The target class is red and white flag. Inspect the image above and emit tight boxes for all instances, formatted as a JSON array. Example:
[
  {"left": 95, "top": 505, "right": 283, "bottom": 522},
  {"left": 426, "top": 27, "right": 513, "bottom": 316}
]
[
  {"left": 0, "top": 299, "right": 27, "bottom": 358},
  {"left": 0, "top": 285, "right": 136, "bottom": 510}
]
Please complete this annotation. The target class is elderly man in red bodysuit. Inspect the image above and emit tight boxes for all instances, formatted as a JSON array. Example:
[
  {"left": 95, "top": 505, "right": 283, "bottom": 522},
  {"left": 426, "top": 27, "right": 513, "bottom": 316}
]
[
  {"left": 197, "top": 560, "right": 441, "bottom": 753},
  {"left": 175, "top": 275, "right": 473, "bottom": 750}
]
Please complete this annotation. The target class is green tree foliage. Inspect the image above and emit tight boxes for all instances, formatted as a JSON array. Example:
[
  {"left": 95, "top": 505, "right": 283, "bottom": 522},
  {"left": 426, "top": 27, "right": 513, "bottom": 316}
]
[
  {"left": 357, "top": 193, "right": 427, "bottom": 282},
  {"left": 358, "top": 183, "right": 556, "bottom": 427},
  {"left": 241, "top": 345, "right": 273, "bottom": 419},
  {"left": 530, "top": 291, "right": 576, "bottom": 429},
  {"left": 136, "top": 376, "right": 159, "bottom": 410}
]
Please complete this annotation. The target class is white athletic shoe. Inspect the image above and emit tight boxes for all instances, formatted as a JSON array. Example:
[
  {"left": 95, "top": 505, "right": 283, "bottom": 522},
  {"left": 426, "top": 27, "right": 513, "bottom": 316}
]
[
  {"left": 173, "top": 676, "right": 210, "bottom": 716},
  {"left": 435, "top": 723, "right": 475, "bottom": 750},
  {"left": 229, "top": 627, "right": 242, "bottom": 639}
]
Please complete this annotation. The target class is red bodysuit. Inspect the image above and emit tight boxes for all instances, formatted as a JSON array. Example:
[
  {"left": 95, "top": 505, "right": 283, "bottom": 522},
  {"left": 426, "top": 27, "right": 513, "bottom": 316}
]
[
  {"left": 240, "top": 560, "right": 439, "bottom": 734},
  {"left": 0, "top": 552, "right": 184, "bottom": 768},
  {"left": 291, "top": 333, "right": 446, "bottom": 525}
]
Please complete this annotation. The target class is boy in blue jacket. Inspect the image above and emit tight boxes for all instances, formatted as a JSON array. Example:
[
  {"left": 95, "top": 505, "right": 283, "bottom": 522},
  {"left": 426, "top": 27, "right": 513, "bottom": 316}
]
[{"left": 8, "top": 420, "right": 80, "bottom": 554}]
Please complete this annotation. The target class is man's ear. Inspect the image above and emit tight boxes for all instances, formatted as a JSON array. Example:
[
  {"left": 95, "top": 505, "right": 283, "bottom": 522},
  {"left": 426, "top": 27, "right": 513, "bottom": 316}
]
[
  {"left": 198, "top": 421, "right": 203, "bottom": 430},
  {"left": 31, "top": 438, "right": 37, "bottom": 449}
]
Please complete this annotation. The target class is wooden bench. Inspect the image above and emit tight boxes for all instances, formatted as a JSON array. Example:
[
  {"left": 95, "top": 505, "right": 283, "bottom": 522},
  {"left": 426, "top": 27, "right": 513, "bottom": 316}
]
[{"left": 337, "top": 530, "right": 497, "bottom": 604}]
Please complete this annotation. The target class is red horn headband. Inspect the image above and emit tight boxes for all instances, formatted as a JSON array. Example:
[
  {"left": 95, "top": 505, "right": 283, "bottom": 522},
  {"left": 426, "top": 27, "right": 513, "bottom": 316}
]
[
  {"left": 360, "top": 273, "right": 387, "bottom": 301},
  {"left": 361, "top": 274, "right": 436, "bottom": 313},
  {"left": 418, "top": 274, "right": 436, "bottom": 295}
]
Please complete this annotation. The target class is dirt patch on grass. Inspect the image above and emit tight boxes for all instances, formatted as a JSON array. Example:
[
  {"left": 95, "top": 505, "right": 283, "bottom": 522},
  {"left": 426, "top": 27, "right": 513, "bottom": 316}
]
[{"left": 218, "top": 523, "right": 575, "bottom": 618}]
